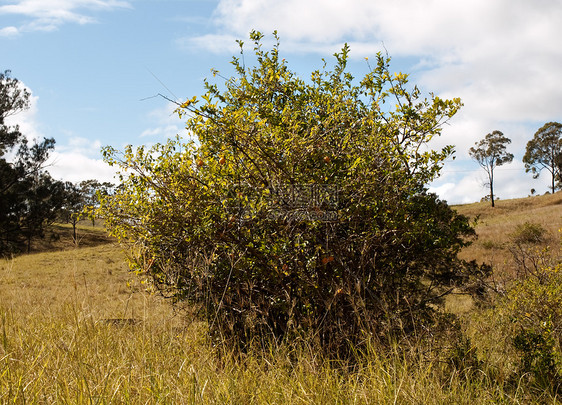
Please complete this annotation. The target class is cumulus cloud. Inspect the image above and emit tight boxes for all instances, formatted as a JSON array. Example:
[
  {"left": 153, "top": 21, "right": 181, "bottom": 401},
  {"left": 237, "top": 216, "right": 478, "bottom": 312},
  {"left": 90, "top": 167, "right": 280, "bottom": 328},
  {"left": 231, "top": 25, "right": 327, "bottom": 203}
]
[
  {"left": 0, "top": 0, "right": 131, "bottom": 33},
  {"left": 55, "top": 136, "right": 103, "bottom": 157},
  {"left": 198, "top": 0, "right": 560, "bottom": 59},
  {"left": 181, "top": 0, "right": 562, "bottom": 203},
  {"left": 177, "top": 33, "right": 240, "bottom": 54},
  {"left": 3, "top": 83, "right": 42, "bottom": 143},
  {"left": 45, "top": 138, "right": 117, "bottom": 184},
  {"left": 4, "top": 86, "right": 116, "bottom": 183},
  {"left": 140, "top": 125, "right": 179, "bottom": 138},
  {"left": 429, "top": 158, "right": 550, "bottom": 204},
  {"left": 0, "top": 26, "right": 19, "bottom": 36},
  {"left": 47, "top": 149, "right": 116, "bottom": 183}
]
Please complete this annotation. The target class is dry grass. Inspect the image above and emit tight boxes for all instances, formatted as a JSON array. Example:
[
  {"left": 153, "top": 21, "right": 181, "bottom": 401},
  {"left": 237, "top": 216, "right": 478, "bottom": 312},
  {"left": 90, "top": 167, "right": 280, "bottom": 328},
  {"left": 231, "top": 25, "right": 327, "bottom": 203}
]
[
  {"left": 25, "top": 220, "right": 114, "bottom": 254},
  {"left": 2, "top": 196, "right": 562, "bottom": 403},
  {"left": 0, "top": 301, "right": 520, "bottom": 403},
  {"left": 443, "top": 192, "right": 562, "bottom": 315},
  {"left": 455, "top": 192, "right": 562, "bottom": 278},
  {"left": 0, "top": 244, "right": 179, "bottom": 323}
]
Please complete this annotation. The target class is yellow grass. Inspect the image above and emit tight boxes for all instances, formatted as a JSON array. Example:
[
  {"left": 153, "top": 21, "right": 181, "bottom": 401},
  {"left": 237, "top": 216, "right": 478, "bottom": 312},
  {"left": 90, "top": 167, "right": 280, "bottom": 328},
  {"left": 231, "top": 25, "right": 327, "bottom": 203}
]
[
  {"left": 2, "top": 193, "right": 562, "bottom": 403},
  {"left": 455, "top": 192, "right": 562, "bottom": 277}
]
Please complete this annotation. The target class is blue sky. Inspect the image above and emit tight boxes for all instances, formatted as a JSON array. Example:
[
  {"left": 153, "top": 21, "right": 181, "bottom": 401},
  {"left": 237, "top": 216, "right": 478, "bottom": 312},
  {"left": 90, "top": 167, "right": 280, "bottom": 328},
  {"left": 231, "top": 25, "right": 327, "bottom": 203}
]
[{"left": 2, "top": 0, "right": 561, "bottom": 204}]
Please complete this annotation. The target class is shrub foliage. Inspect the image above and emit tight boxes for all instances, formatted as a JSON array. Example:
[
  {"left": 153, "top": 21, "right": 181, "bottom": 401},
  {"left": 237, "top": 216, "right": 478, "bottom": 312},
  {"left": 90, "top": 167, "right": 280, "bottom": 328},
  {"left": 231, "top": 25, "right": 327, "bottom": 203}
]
[
  {"left": 487, "top": 263, "right": 562, "bottom": 392},
  {"left": 100, "top": 32, "right": 487, "bottom": 353}
]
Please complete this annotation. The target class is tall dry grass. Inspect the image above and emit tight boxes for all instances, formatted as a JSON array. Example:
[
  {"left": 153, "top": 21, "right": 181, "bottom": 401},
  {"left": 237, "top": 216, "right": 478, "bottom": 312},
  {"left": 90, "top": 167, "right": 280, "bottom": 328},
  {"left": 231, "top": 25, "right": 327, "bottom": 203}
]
[
  {"left": 2, "top": 192, "right": 562, "bottom": 404},
  {"left": 0, "top": 304, "right": 522, "bottom": 403},
  {"left": 0, "top": 244, "right": 523, "bottom": 403}
]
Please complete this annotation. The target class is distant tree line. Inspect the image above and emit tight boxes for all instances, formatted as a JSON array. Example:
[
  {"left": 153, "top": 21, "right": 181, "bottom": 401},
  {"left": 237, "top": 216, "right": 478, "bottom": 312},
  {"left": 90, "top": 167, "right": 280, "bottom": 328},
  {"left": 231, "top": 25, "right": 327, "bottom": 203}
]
[
  {"left": 0, "top": 70, "right": 112, "bottom": 255},
  {"left": 470, "top": 122, "right": 562, "bottom": 206},
  {"left": 58, "top": 179, "right": 114, "bottom": 244}
]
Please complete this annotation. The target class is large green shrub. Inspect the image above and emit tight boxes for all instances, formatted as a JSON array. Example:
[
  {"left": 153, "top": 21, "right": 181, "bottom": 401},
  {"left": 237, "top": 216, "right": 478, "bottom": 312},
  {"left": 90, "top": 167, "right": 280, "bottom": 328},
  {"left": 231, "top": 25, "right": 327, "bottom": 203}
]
[{"left": 100, "top": 32, "right": 486, "bottom": 354}]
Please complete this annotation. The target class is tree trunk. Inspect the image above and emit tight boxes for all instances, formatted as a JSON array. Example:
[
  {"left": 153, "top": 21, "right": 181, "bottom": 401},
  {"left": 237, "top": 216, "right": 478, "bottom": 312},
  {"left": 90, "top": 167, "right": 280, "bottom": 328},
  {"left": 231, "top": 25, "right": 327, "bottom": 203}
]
[
  {"left": 490, "top": 170, "right": 495, "bottom": 207},
  {"left": 72, "top": 219, "right": 77, "bottom": 245}
]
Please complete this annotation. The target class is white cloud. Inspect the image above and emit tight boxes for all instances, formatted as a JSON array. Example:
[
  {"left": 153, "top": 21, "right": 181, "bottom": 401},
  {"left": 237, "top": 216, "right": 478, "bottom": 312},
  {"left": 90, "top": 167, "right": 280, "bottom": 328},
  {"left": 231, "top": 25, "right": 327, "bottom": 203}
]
[
  {"left": 3, "top": 83, "right": 42, "bottom": 143},
  {"left": 201, "top": 0, "right": 561, "bottom": 61},
  {"left": 3, "top": 84, "right": 116, "bottom": 184},
  {"left": 140, "top": 125, "right": 179, "bottom": 138},
  {"left": 177, "top": 33, "right": 240, "bottom": 54},
  {"left": 429, "top": 157, "right": 551, "bottom": 205},
  {"left": 188, "top": 0, "right": 562, "bottom": 129},
  {"left": 0, "top": 26, "right": 19, "bottom": 36},
  {"left": 47, "top": 150, "right": 116, "bottom": 183},
  {"left": 55, "top": 136, "right": 102, "bottom": 157},
  {"left": 46, "top": 136, "right": 117, "bottom": 184},
  {"left": 429, "top": 177, "right": 481, "bottom": 205},
  {"left": 0, "top": 0, "right": 131, "bottom": 33},
  {"left": 183, "top": 0, "right": 562, "bottom": 203}
]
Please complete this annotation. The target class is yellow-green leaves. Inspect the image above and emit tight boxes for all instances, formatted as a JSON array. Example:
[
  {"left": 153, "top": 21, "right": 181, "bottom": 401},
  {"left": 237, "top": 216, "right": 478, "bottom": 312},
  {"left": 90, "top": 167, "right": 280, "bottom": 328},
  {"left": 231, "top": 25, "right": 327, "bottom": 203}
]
[
  {"left": 99, "top": 32, "right": 481, "bottom": 356},
  {"left": 180, "top": 96, "right": 197, "bottom": 109}
]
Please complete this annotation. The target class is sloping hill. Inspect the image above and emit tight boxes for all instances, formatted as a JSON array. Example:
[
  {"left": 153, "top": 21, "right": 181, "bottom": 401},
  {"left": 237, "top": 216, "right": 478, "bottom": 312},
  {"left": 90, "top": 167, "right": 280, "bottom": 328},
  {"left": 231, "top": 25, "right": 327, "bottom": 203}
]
[
  {"left": 0, "top": 240, "right": 179, "bottom": 324},
  {"left": 6, "top": 194, "right": 561, "bottom": 318},
  {"left": 455, "top": 191, "right": 562, "bottom": 276},
  {"left": 28, "top": 221, "right": 115, "bottom": 253}
]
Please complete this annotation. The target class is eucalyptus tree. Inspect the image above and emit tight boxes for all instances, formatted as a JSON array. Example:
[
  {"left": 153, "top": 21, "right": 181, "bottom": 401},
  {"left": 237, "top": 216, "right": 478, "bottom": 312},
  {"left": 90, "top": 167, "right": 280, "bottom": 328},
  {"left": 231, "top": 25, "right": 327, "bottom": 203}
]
[
  {"left": 523, "top": 122, "right": 562, "bottom": 193},
  {"left": 469, "top": 130, "right": 514, "bottom": 207},
  {"left": 78, "top": 179, "right": 114, "bottom": 226}
]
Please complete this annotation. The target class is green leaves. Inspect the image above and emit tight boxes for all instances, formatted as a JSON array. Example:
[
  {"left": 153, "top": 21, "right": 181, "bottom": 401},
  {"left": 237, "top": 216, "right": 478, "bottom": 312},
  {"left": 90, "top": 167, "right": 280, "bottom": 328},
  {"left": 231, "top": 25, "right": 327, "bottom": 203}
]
[
  {"left": 469, "top": 130, "right": 513, "bottom": 207},
  {"left": 523, "top": 122, "right": 562, "bottom": 192},
  {"left": 0, "top": 71, "right": 66, "bottom": 254},
  {"left": 100, "top": 32, "right": 479, "bottom": 355}
]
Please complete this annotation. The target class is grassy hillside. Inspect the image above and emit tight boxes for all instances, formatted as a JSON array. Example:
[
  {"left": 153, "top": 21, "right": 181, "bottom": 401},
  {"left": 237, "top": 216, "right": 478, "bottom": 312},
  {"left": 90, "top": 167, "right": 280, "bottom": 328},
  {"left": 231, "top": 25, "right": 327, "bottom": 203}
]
[
  {"left": 1, "top": 195, "right": 561, "bottom": 403},
  {"left": 455, "top": 191, "right": 562, "bottom": 248},
  {"left": 455, "top": 192, "right": 562, "bottom": 277}
]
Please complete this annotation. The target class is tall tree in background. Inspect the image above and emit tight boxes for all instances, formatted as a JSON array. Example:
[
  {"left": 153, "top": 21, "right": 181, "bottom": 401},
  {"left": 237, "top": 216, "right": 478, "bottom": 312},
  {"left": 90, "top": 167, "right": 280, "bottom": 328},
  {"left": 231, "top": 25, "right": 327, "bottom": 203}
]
[
  {"left": 523, "top": 122, "right": 562, "bottom": 193},
  {"left": 56, "top": 180, "right": 115, "bottom": 243},
  {"left": 79, "top": 179, "right": 114, "bottom": 226},
  {"left": 0, "top": 70, "right": 63, "bottom": 254},
  {"left": 469, "top": 130, "right": 514, "bottom": 207},
  {"left": 19, "top": 172, "right": 66, "bottom": 252},
  {"left": 0, "top": 70, "right": 29, "bottom": 154},
  {"left": 59, "top": 182, "right": 86, "bottom": 244}
]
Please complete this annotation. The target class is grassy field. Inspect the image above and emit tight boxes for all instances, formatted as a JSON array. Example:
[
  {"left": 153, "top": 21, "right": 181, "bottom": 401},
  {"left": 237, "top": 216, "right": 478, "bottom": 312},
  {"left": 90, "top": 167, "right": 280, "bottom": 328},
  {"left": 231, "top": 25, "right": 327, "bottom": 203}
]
[
  {"left": 1, "top": 198, "right": 562, "bottom": 403},
  {"left": 456, "top": 192, "right": 562, "bottom": 284}
]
